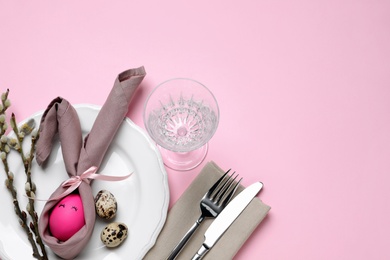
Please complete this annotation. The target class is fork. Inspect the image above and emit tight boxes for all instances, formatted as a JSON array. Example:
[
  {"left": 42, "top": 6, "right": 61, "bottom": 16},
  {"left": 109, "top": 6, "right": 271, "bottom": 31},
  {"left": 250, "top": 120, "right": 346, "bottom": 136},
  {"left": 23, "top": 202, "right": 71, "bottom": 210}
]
[{"left": 166, "top": 169, "right": 242, "bottom": 260}]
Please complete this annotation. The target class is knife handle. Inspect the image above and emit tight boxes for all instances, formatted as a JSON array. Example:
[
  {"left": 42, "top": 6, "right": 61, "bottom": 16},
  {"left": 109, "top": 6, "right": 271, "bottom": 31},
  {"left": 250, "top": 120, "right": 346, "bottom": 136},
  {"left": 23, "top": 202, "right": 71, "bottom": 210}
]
[{"left": 191, "top": 244, "right": 209, "bottom": 260}]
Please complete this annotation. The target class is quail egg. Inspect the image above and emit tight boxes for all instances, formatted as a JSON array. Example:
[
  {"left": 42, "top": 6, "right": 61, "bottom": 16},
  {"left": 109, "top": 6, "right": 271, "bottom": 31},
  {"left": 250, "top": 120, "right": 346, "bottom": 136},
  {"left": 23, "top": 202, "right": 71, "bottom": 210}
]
[
  {"left": 100, "top": 222, "right": 128, "bottom": 247},
  {"left": 94, "top": 190, "right": 117, "bottom": 220}
]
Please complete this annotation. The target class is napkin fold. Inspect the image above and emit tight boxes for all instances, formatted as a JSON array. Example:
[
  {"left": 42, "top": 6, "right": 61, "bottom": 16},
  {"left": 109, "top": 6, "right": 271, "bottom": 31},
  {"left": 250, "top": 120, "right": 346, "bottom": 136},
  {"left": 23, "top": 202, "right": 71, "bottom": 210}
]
[
  {"left": 36, "top": 67, "right": 146, "bottom": 259},
  {"left": 144, "top": 161, "right": 271, "bottom": 260}
]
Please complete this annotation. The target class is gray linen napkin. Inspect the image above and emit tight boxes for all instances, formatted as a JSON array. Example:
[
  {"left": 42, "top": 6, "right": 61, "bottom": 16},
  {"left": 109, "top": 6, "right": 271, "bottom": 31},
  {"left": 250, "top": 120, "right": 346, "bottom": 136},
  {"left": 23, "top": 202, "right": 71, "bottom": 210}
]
[
  {"left": 144, "top": 161, "right": 271, "bottom": 260},
  {"left": 36, "top": 67, "right": 146, "bottom": 259}
]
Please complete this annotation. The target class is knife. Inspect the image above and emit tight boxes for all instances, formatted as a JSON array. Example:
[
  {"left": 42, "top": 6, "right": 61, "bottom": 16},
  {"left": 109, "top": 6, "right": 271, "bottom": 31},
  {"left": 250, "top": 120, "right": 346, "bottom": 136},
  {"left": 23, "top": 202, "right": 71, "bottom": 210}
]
[{"left": 191, "top": 182, "right": 263, "bottom": 260}]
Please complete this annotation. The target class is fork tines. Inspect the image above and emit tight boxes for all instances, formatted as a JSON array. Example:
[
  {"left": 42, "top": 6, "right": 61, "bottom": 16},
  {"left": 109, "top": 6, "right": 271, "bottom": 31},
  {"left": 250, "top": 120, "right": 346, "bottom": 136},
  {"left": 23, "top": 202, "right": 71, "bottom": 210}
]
[{"left": 211, "top": 169, "right": 242, "bottom": 207}]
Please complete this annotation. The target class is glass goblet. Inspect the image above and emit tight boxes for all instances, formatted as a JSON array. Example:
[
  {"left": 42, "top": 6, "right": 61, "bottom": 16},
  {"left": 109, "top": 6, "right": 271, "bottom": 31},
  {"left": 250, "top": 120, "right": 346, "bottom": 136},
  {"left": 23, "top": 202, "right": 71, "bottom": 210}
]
[{"left": 143, "top": 78, "right": 219, "bottom": 171}]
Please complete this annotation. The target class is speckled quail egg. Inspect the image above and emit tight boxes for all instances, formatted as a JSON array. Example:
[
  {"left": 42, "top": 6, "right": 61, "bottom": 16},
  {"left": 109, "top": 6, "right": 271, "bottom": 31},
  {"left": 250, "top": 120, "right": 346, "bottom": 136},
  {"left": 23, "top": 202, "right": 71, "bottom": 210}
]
[
  {"left": 100, "top": 222, "right": 128, "bottom": 247},
  {"left": 94, "top": 190, "right": 117, "bottom": 220}
]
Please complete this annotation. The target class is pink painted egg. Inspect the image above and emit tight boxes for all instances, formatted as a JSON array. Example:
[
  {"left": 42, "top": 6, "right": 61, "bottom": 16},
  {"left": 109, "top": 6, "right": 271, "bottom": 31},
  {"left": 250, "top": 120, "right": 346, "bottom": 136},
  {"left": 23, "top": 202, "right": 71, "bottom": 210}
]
[{"left": 49, "top": 194, "right": 85, "bottom": 241}]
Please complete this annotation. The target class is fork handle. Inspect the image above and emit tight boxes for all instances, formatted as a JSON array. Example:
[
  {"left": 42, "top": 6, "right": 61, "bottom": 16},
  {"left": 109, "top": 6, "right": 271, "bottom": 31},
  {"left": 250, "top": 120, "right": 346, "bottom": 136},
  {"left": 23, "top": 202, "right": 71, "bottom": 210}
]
[{"left": 166, "top": 216, "right": 204, "bottom": 260}]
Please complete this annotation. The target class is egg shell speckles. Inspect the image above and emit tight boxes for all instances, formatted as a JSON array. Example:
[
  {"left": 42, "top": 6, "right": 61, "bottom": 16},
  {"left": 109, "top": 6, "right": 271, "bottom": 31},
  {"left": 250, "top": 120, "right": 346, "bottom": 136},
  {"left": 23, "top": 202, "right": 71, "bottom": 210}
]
[
  {"left": 100, "top": 222, "right": 128, "bottom": 248},
  {"left": 94, "top": 190, "right": 117, "bottom": 220}
]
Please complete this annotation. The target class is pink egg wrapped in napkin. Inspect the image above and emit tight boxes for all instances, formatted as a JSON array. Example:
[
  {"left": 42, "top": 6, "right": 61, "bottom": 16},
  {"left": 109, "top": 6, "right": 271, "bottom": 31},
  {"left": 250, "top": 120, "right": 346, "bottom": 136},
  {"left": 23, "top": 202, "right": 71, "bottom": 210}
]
[
  {"left": 49, "top": 194, "right": 85, "bottom": 241},
  {"left": 36, "top": 67, "right": 146, "bottom": 259}
]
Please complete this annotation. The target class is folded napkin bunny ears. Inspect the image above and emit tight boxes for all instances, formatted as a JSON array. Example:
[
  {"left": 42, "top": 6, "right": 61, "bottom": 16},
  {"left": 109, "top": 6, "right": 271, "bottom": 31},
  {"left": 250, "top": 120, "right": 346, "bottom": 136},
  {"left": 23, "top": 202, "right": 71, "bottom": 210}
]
[{"left": 36, "top": 67, "right": 146, "bottom": 259}]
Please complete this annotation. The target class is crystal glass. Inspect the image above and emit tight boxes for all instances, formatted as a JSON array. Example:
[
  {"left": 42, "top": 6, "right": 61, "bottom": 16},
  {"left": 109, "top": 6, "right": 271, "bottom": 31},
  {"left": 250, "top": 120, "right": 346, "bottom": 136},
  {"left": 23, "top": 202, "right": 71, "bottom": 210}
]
[{"left": 143, "top": 78, "right": 219, "bottom": 171}]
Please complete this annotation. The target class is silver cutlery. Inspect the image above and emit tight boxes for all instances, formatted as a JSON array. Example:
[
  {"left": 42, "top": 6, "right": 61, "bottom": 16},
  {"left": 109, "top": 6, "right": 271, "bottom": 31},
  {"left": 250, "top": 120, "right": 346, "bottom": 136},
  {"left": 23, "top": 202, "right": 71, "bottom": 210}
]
[
  {"left": 167, "top": 170, "right": 241, "bottom": 260},
  {"left": 191, "top": 182, "right": 263, "bottom": 260}
]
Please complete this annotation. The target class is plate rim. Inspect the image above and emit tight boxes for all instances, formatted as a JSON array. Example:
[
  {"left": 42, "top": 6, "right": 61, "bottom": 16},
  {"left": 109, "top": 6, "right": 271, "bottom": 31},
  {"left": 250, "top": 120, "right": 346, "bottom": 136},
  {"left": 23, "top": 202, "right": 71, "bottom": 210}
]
[{"left": 0, "top": 103, "right": 170, "bottom": 260}]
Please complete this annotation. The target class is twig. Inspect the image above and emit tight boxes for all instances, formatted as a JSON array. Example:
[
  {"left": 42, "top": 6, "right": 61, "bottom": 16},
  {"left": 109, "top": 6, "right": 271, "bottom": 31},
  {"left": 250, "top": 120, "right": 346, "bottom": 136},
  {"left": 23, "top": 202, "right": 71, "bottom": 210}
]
[
  {"left": 0, "top": 89, "right": 48, "bottom": 259},
  {"left": 1, "top": 156, "right": 43, "bottom": 259}
]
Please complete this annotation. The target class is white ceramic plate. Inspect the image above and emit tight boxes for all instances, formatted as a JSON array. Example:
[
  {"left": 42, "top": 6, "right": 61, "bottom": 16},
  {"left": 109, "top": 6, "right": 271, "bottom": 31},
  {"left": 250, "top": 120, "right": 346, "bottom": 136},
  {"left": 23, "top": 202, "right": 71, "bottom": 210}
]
[{"left": 0, "top": 104, "right": 169, "bottom": 260}]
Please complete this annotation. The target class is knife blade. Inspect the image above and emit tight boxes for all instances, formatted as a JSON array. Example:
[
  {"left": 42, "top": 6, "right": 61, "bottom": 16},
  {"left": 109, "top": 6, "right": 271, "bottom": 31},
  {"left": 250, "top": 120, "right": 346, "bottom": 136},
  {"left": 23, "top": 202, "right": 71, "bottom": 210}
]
[{"left": 191, "top": 182, "right": 263, "bottom": 260}]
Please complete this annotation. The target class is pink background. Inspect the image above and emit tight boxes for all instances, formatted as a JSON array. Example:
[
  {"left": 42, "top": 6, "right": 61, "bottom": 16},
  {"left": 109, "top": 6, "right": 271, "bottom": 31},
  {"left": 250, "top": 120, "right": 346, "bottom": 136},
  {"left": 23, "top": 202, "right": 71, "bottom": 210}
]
[{"left": 1, "top": 1, "right": 390, "bottom": 259}]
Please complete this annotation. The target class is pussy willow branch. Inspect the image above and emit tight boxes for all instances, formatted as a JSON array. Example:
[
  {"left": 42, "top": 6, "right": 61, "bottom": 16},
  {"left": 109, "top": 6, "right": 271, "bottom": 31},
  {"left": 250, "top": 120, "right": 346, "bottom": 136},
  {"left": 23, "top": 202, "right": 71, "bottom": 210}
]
[
  {"left": 10, "top": 115, "right": 47, "bottom": 260},
  {"left": 0, "top": 156, "right": 42, "bottom": 259},
  {"left": 0, "top": 89, "right": 47, "bottom": 260}
]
